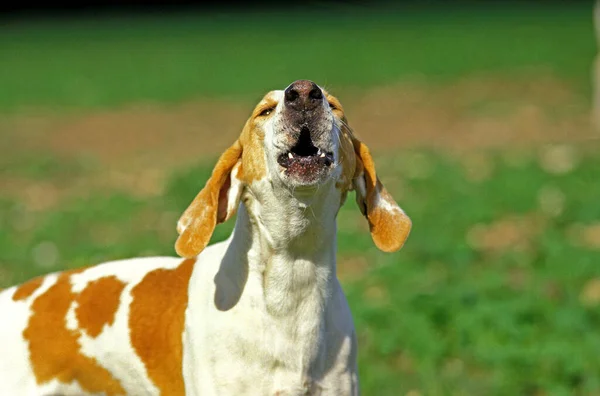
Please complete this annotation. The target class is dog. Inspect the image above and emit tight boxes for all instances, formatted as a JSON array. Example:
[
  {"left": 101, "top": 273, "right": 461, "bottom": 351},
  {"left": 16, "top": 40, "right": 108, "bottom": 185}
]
[{"left": 0, "top": 80, "right": 411, "bottom": 396}]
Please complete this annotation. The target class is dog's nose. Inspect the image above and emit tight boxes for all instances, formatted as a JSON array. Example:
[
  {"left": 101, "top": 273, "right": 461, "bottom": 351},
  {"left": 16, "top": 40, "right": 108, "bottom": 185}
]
[{"left": 284, "top": 80, "right": 323, "bottom": 111}]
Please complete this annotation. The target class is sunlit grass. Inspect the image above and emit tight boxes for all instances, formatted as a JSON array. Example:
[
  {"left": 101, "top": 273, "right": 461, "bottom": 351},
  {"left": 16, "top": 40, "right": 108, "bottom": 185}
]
[
  {"left": 0, "top": 3, "right": 594, "bottom": 112},
  {"left": 2, "top": 145, "right": 599, "bottom": 394},
  {"left": 1, "top": 3, "right": 599, "bottom": 393}
]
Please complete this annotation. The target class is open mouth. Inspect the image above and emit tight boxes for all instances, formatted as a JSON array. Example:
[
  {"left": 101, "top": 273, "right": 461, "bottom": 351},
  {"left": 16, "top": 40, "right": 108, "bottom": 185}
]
[{"left": 277, "top": 127, "right": 334, "bottom": 176}]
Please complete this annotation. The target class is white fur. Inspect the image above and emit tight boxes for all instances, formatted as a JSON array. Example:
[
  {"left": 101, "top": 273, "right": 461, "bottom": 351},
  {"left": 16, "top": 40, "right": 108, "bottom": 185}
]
[
  {"left": 225, "top": 163, "right": 244, "bottom": 219},
  {"left": 0, "top": 82, "right": 361, "bottom": 395},
  {"left": 0, "top": 274, "right": 58, "bottom": 394},
  {"left": 0, "top": 258, "right": 183, "bottom": 395}
]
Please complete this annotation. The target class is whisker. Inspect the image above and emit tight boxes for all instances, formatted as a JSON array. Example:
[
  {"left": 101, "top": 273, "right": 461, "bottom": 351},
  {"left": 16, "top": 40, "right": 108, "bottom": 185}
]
[{"left": 338, "top": 118, "right": 355, "bottom": 135}]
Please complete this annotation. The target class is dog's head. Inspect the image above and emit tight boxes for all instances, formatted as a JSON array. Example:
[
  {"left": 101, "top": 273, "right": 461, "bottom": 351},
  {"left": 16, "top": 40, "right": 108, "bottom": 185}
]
[{"left": 175, "top": 80, "right": 411, "bottom": 257}]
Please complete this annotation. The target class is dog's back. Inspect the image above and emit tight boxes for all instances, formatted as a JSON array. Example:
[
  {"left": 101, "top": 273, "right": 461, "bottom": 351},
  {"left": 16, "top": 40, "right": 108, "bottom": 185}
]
[{"left": 0, "top": 256, "right": 192, "bottom": 395}]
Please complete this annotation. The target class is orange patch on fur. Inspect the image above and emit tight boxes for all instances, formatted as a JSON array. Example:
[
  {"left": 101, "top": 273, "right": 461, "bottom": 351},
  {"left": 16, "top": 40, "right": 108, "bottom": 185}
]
[
  {"left": 175, "top": 101, "right": 271, "bottom": 259},
  {"left": 238, "top": 118, "right": 267, "bottom": 184},
  {"left": 129, "top": 258, "right": 195, "bottom": 396},
  {"left": 175, "top": 141, "right": 243, "bottom": 258},
  {"left": 352, "top": 138, "right": 412, "bottom": 252},
  {"left": 369, "top": 188, "right": 412, "bottom": 252},
  {"left": 24, "top": 269, "right": 125, "bottom": 395},
  {"left": 76, "top": 276, "right": 126, "bottom": 338},
  {"left": 336, "top": 125, "right": 358, "bottom": 192},
  {"left": 325, "top": 91, "right": 357, "bottom": 193},
  {"left": 12, "top": 276, "right": 44, "bottom": 301}
]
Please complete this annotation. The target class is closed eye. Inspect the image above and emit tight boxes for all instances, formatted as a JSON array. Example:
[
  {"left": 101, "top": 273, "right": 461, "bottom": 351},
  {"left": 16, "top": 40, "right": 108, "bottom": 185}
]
[{"left": 328, "top": 102, "right": 337, "bottom": 110}]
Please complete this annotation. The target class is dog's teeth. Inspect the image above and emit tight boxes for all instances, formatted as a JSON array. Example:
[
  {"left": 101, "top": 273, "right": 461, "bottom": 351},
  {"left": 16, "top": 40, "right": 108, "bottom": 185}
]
[
  {"left": 320, "top": 152, "right": 326, "bottom": 158},
  {"left": 288, "top": 152, "right": 293, "bottom": 159}
]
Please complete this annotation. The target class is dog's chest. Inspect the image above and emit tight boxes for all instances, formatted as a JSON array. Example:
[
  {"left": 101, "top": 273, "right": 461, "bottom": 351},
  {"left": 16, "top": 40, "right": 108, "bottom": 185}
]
[
  {"left": 183, "top": 267, "right": 332, "bottom": 395},
  {"left": 217, "top": 313, "right": 325, "bottom": 394}
]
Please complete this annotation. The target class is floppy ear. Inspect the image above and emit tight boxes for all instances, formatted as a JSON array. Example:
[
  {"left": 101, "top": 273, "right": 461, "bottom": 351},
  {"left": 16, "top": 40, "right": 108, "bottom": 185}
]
[
  {"left": 175, "top": 140, "right": 244, "bottom": 258},
  {"left": 352, "top": 138, "right": 412, "bottom": 252}
]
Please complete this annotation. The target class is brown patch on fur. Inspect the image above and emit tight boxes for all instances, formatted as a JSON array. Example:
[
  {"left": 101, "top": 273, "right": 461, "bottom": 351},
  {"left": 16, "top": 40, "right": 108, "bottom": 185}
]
[
  {"left": 75, "top": 276, "right": 126, "bottom": 338},
  {"left": 337, "top": 124, "right": 358, "bottom": 192},
  {"left": 129, "top": 258, "right": 195, "bottom": 396},
  {"left": 238, "top": 118, "right": 267, "bottom": 184},
  {"left": 175, "top": 141, "right": 243, "bottom": 258},
  {"left": 353, "top": 138, "right": 412, "bottom": 252},
  {"left": 175, "top": 95, "right": 274, "bottom": 259},
  {"left": 338, "top": 138, "right": 356, "bottom": 188},
  {"left": 326, "top": 91, "right": 358, "bottom": 193},
  {"left": 24, "top": 269, "right": 125, "bottom": 395},
  {"left": 236, "top": 92, "right": 277, "bottom": 184},
  {"left": 326, "top": 89, "right": 412, "bottom": 252},
  {"left": 368, "top": 187, "right": 412, "bottom": 252},
  {"left": 12, "top": 276, "right": 44, "bottom": 301}
]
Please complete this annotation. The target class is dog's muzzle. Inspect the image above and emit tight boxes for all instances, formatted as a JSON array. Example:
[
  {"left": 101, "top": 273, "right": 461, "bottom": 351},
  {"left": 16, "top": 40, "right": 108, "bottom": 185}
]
[{"left": 277, "top": 80, "right": 335, "bottom": 184}]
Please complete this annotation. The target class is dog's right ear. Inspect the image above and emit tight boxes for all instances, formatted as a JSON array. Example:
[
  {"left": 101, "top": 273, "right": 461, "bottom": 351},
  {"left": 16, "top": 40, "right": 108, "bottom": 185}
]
[{"left": 175, "top": 140, "right": 243, "bottom": 258}]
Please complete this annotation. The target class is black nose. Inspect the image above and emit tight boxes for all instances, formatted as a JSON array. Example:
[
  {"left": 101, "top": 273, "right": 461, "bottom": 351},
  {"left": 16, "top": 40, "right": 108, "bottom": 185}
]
[{"left": 284, "top": 80, "right": 323, "bottom": 111}]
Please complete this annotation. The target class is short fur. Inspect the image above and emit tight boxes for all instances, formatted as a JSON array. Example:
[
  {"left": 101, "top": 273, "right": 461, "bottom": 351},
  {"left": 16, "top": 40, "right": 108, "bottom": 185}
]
[{"left": 0, "top": 81, "right": 411, "bottom": 395}]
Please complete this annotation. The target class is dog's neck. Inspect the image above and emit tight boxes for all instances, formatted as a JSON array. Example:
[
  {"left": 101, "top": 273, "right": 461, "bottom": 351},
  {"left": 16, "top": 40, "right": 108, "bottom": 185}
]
[
  {"left": 209, "top": 181, "right": 344, "bottom": 378},
  {"left": 233, "top": 181, "right": 341, "bottom": 317}
]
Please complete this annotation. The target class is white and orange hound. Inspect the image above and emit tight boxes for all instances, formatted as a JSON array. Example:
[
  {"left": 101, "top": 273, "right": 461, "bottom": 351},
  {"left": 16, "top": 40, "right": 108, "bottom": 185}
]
[{"left": 0, "top": 80, "right": 411, "bottom": 396}]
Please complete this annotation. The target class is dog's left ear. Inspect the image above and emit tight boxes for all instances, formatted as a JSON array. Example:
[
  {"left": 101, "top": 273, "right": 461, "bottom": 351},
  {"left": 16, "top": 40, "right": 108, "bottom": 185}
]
[
  {"left": 352, "top": 138, "right": 412, "bottom": 252},
  {"left": 175, "top": 140, "right": 244, "bottom": 258}
]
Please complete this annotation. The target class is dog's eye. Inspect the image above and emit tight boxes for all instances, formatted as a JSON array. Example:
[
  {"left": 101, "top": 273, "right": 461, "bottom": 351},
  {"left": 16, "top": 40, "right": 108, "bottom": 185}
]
[
  {"left": 259, "top": 107, "right": 274, "bottom": 117},
  {"left": 328, "top": 102, "right": 337, "bottom": 110}
]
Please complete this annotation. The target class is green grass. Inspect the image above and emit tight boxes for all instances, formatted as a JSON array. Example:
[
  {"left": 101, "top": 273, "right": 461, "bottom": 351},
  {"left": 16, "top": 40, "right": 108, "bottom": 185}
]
[
  {"left": 2, "top": 3, "right": 600, "bottom": 394},
  {"left": 0, "top": 3, "right": 595, "bottom": 112},
  {"left": 2, "top": 147, "right": 600, "bottom": 394}
]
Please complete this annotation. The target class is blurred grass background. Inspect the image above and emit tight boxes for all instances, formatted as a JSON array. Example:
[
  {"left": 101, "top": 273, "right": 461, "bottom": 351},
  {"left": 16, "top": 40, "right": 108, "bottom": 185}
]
[
  {"left": 2, "top": 1, "right": 600, "bottom": 394},
  {"left": 0, "top": 3, "right": 595, "bottom": 111}
]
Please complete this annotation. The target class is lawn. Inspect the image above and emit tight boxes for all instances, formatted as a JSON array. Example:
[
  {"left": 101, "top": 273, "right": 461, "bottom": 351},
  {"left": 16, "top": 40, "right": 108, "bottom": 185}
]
[
  {"left": 2, "top": 145, "right": 600, "bottom": 394},
  {"left": 1, "top": 3, "right": 600, "bottom": 395},
  {"left": 0, "top": 3, "right": 595, "bottom": 112}
]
